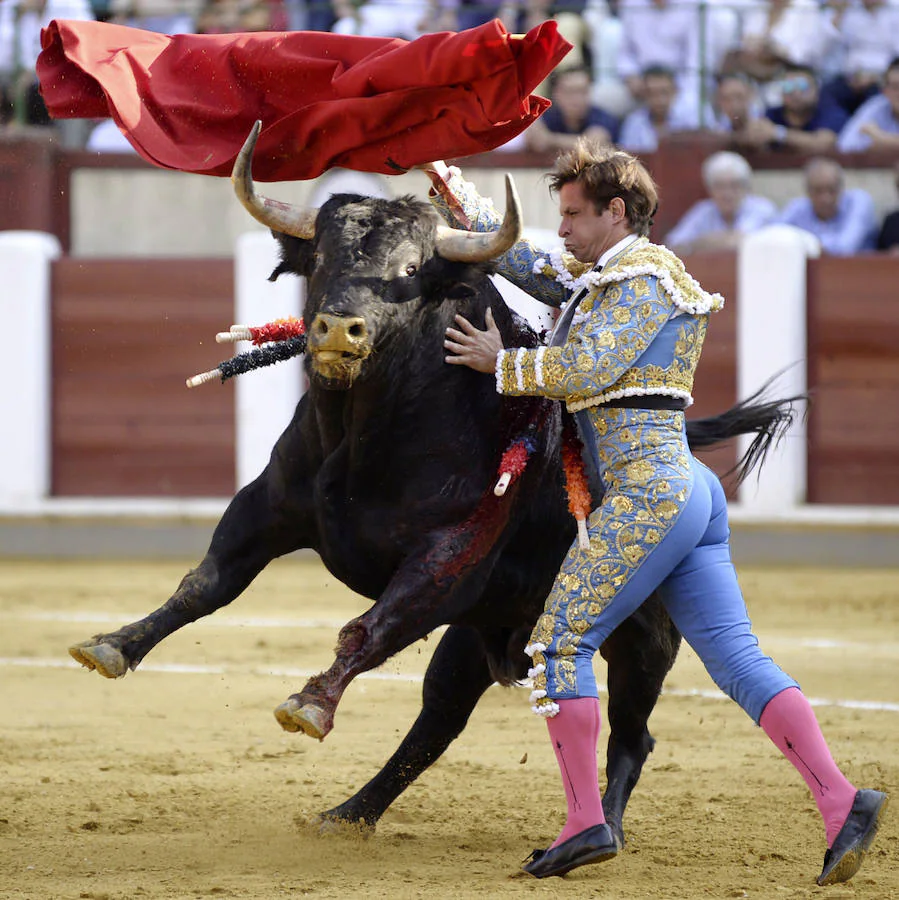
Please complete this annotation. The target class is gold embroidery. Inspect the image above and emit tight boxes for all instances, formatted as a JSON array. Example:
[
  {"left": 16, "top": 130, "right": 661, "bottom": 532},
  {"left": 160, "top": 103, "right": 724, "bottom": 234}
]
[
  {"left": 597, "top": 330, "right": 617, "bottom": 351},
  {"left": 520, "top": 358, "right": 539, "bottom": 394},
  {"left": 528, "top": 408, "right": 693, "bottom": 703},
  {"left": 626, "top": 460, "right": 653, "bottom": 483},
  {"left": 632, "top": 277, "right": 651, "bottom": 298}
]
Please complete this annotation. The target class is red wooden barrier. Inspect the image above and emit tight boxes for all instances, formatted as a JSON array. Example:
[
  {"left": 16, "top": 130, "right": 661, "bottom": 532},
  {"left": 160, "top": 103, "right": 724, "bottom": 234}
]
[
  {"left": 52, "top": 258, "right": 235, "bottom": 496},
  {"left": 807, "top": 254, "right": 899, "bottom": 505}
]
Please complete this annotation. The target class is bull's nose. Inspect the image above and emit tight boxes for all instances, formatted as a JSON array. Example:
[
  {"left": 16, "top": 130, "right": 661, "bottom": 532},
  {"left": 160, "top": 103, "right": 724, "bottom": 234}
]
[{"left": 309, "top": 314, "right": 369, "bottom": 349}]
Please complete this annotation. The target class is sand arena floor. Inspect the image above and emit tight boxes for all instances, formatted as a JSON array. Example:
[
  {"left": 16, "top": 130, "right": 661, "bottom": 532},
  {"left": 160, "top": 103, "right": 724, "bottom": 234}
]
[{"left": 0, "top": 557, "right": 897, "bottom": 900}]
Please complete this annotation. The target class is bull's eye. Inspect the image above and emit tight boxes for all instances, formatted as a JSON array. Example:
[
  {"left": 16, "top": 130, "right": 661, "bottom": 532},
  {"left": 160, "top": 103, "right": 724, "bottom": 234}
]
[{"left": 404, "top": 264, "right": 418, "bottom": 277}]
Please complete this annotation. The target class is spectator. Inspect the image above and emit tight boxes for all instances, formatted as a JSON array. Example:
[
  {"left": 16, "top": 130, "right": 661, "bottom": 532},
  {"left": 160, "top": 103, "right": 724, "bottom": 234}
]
[
  {"left": 615, "top": 0, "right": 733, "bottom": 125},
  {"left": 427, "top": 0, "right": 515, "bottom": 33},
  {"left": 617, "top": 65, "right": 697, "bottom": 153},
  {"left": 723, "top": 0, "right": 830, "bottom": 92},
  {"left": 876, "top": 163, "right": 899, "bottom": 254},
  {"left": 664, "top": 151, "right": 777, "bottom": 253},
  {"left": 109, "top": 0, "right": 201, "bottom": 32},
  {"left": 820, "top": 0, "right": 899, "bottom": 117},
  {"left": 778, "top": 157, "right": 878, "bottom": 255},
  {"left": 0, "top": 0, "right": 94, "bottom": 128},
  {"left": 332, "top": 0, "right": 429, "bottom": 39},
  {"left": 518, "top": 0, "right": 593, "bottom": 82},
  {"left": 303, "top": 0, "right": 351, "bottom": 31},
  {"left": 525, "top": 66, "right": 619, "bottom": 153},
  {"left": 709, "top": 71, "right": 766, "bottom": 136},
  {"left": 731, "top": 63, "right": 849, "bottom": 153},
  {"left": 836, "top": 56, "right": 899, "bottom": 153},
  {"left": 583, "top": 0, "right": 627, "bottom": 111},
  {"left": 197, "top": 0, "right": 287, "bottom": 32}
]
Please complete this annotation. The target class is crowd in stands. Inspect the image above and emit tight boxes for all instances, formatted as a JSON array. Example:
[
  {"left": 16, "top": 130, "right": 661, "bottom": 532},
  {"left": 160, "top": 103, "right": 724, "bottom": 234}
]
[
  {"left": 1, "top": 0, "right": 898, "bottom": 252},
  {"left": 664, "top": 149, "right": 894, "bottom": 255}
]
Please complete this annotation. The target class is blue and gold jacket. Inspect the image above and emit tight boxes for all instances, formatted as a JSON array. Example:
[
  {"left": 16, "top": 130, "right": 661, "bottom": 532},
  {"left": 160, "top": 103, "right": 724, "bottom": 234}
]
[{"left": 430, "top": 170, "right": 725, "bottom": 412}]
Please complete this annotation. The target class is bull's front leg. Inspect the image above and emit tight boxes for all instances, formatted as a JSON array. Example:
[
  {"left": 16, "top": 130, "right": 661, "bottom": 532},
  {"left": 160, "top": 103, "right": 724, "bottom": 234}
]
[
  {"left": 69, "top": 472, "right": 311, "bottom": 678},
  {"left": 275, "top": 517, "right": 508, "bottom": 740},
  {"left": 599, "top": 596, "right": 682, "bottom": 847},
  {"left": 318, "top": 624, "right": 506, "bottom": 827}
]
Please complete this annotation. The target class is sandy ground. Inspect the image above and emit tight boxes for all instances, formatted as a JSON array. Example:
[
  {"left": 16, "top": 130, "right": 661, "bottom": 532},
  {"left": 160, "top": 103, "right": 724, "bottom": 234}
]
[{"left": 0, "top": 557, "right": 897, "bottom": 900}]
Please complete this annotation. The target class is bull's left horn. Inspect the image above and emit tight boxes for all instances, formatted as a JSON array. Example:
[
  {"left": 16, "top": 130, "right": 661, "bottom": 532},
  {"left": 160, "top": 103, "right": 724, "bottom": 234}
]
[
  {"left": 435, "top": 174, "right": 522, "bottom": 262},
  {"left": 231, "top": 120, "right": 318, "bottom": 239}
]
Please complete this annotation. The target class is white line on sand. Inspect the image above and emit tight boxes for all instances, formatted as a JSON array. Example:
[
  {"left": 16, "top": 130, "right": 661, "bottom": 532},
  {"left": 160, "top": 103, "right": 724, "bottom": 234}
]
[
  {"left": 7, "top": 610, "right": 347, "bottom": 629},
  {"left": 7, "top": 611, "right": 899, "bottom": 657},
  {"left": 2, "top": 656, "right": 898, "bottom": 714}
]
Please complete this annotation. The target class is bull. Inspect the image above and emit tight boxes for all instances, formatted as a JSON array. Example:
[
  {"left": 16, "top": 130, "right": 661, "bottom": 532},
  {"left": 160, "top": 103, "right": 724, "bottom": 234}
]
[{"left": 68, "top": 124, "right": 797, "bottom": 846}]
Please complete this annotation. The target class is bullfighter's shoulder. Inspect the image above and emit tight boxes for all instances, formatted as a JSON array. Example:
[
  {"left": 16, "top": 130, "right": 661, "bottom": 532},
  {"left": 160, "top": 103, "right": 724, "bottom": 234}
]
[{"left": 599, "top": 241, "right": 725, "bottom": 315}]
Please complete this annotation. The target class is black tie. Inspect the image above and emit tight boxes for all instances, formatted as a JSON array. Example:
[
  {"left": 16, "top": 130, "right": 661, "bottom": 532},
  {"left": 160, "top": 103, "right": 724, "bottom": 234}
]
[{"left": 548, "top": 265, "right": 601, "bottom": 348}]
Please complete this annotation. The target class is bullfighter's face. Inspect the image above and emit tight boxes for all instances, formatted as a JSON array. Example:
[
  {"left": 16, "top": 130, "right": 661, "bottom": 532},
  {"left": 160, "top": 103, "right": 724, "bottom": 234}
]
[{"left": 557, "top": 182, "right": 630, "bottom": 265}]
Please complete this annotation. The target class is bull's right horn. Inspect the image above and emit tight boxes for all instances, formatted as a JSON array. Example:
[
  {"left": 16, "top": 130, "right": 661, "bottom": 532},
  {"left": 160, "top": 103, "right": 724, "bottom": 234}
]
[
  {"left": 434, "top": 174, "right": 522, "bottom": 263},
  {"left": 231, "top": 121, "right": 318, "bottom": 239}
]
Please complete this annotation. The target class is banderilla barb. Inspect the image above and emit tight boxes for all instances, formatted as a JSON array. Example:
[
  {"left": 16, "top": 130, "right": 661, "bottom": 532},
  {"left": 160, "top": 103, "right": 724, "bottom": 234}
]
[{"left": 186, "top": 318, "right": 307, "bottom": 388}]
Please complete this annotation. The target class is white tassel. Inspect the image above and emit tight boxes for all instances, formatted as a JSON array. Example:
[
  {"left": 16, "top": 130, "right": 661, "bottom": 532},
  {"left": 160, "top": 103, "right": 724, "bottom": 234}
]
[
  {"left": 186, "top": 368, "right": 221, "bottom": 388},
  {"left": 216, "top": 326, "right": 252, "bottom": 343},
  {"left": 494, "top": 472, "right": 512, "bottom": 496},
  {"left": 577, "top": 517, "right": 590, "bottom": 550}
]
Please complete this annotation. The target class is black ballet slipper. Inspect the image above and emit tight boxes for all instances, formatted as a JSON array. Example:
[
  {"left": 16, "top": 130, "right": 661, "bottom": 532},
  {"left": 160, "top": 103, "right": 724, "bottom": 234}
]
[
  {"left": 522, "top": 823, "right": 618, "bottom": 879},
  {"left": 817, "top": 789, "right": 888, "bottom": 886}
]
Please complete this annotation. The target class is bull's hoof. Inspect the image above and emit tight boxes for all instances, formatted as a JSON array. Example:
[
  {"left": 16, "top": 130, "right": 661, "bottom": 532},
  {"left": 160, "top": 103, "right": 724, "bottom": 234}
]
[
  {"left": 605, "top": 821, "right": 625, "bottom": 851},
  {"left": 274, "top": 698, "right": 331, "bottom": 740},
  {"left": 314, "top": 814, "right": 374, "bottom": 838},
  {"left": 69, "top": 641, "right": 129, "bottom": 679}
]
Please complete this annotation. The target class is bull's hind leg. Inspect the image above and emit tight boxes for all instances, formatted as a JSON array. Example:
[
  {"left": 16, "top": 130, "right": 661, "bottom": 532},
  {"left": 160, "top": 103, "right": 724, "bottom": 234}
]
[
  {"left": 318, "top": 624, "right": 501, "bottom": 828},
  {"left": 69, "top": 473, "right": 309, "bottom": 677},
  {"left": 599, "top": 597, "right": 681, "bottom": 848}
]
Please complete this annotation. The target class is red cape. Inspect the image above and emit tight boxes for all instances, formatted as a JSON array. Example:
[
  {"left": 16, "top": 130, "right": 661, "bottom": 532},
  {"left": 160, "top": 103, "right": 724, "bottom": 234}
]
[{"left": 37, "top": 19, "right": 570, "bottom": 181}]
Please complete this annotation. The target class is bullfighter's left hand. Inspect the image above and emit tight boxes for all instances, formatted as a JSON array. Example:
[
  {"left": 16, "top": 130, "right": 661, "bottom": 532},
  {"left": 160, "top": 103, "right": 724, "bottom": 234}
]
[{"left": 444, "top": 308, "right": 503, "bottom": 374}]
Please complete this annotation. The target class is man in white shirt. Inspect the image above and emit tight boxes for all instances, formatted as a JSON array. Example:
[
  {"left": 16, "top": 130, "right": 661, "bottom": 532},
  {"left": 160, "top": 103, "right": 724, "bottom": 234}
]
[{"left": 0, "top": 0, "right": 93, "bottom": 125}]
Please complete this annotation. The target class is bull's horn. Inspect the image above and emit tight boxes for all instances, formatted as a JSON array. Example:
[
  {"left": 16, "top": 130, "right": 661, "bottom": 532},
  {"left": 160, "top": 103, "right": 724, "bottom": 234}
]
[
  {"left": 231, "top": 121, "right": 318, "bottom": 239},
  {"left": 434, "top": 174, "right": 522, "bottom": 262}
]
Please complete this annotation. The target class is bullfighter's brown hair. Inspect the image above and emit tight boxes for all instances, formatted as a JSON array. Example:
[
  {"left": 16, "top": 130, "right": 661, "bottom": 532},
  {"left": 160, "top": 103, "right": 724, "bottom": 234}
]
[{"left": 549, "top": 140, "right": 659, "bottom": 237}]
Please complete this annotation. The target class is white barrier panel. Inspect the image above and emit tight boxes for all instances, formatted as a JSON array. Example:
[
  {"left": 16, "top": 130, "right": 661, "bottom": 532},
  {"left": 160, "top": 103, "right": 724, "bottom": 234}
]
[
  {"left": 0, "top": 232, "right": 61, "bottom": 510},
  {"left": 234, "top": 232, "right": 304, "bottom": 490},
  {"left": 736, "top": 225, "right": 820, "bottom": 515}
]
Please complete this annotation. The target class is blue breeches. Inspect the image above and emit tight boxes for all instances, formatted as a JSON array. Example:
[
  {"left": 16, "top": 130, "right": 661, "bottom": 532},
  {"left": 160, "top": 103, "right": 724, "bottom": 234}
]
[{"left": 526, "top": 407, "right": 796, "bottom": 724}]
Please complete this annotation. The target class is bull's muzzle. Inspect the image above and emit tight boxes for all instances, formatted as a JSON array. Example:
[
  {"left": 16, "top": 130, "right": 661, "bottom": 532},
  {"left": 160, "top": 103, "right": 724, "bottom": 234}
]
[{"left": 307, "top": 313, "right": 372, "bottom": 384}]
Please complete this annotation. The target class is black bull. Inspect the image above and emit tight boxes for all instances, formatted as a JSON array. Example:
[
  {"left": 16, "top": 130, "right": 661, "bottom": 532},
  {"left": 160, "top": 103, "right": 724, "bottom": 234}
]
[{"left": 69, "top": 183, "right": 797, "bottom": 846}]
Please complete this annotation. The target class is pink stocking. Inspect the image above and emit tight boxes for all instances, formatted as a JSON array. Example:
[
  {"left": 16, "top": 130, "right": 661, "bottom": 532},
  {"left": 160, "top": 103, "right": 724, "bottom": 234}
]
[
  {"left": 760, "top": 687, "right": 857, "bottom": 845},
  {"left": 546, "top": 696, "right": 606, "bottom": 848}
]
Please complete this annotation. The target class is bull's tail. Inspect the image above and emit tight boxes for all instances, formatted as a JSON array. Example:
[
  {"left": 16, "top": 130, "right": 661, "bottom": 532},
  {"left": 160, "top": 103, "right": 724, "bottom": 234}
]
[{"left": 685, "top": 380, "right": 806, "bottom": 487}]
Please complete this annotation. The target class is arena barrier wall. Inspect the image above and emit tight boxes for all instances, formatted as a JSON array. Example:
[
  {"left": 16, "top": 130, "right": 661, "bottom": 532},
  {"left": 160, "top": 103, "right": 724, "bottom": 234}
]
[{"left": 3, "top": 226, "right": 899, "bottom": 529}]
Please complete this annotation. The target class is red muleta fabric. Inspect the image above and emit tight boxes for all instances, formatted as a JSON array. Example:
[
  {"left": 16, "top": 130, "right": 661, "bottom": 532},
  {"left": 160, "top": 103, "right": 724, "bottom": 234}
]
[{"left": 36, "top": 19, "right": 570, "bottom": 181}]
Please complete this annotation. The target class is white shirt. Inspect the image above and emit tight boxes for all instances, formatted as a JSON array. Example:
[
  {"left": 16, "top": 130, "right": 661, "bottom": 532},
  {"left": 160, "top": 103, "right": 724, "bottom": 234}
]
[
  {"left": 0, "top": 0, "right": 93, "bottom": 75},
  {"left": 831, "top": 2, "right": 899, "bottom": 77},
  {"left": 548, "top": 234, "right": 641, "bottom": 347},
  {"left": 738, "top": 0, "right": 832, "bottom": 72}
]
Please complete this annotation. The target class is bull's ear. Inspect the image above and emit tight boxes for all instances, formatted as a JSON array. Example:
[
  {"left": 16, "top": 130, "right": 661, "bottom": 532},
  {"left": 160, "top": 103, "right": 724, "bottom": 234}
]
[{"left": 268, "top": 232, "right": 315, "bottom": 282}]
